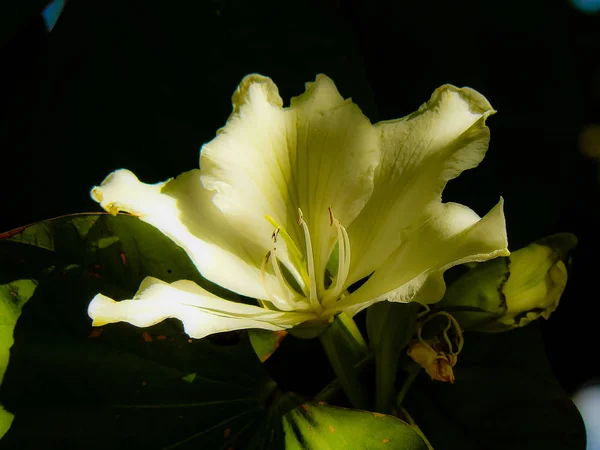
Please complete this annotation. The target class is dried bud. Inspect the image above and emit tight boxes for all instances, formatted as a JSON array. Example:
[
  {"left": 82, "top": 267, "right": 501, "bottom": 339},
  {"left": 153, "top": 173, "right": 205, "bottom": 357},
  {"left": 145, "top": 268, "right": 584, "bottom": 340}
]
[
  {"left": 407, "top": 312, "right": 463, "bottom": 383},
  {"left": 407, "top": 341, "right": 456, "bottom": 383}
]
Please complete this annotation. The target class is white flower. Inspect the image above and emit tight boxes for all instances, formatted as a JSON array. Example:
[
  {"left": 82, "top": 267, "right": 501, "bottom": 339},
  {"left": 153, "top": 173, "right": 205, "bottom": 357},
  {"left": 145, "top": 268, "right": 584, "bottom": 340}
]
[{"left": 88, "top": 74, "right": 509, "bottom": 339}]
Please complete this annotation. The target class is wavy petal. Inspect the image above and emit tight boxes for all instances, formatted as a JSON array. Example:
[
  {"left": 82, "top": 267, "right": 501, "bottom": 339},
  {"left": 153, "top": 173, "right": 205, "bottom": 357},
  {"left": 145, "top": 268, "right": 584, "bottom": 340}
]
[
  {"left": 200, "top": 74, "right": 379, "bottom": 294},
  {"left": 332, "top": 199, "right": 509, "bottom": 317},
  {"left": 88, "top": 277, "right": 316, "bottom": 339},
  {"left": 346, "top": 85, "right": 496, "bottom": 287},
  {"left": 91, "top": 169, "right": 285, "bottom": 301}
]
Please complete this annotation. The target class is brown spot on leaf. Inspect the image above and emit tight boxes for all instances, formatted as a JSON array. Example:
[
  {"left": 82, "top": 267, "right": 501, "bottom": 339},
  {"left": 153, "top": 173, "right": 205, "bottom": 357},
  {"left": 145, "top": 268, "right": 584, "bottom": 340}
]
[
  {"left": 188, "top": 339, "right": 193, "bottom": 343},
  {"left": 120, "top": 252, "right": 127, "bottom": 265},
  {"left": 142, "top": 332, "right": 153, "bottom": 342},
  {"left": 88, "top": 328, "right": 103, "bottom": 338},
  {"left": 372, "top": 412, "right": 386, "bottom": 417},
  {"left": 224, "top": 428, "right": 231, "bottom": 438},
  {"left": 300, "top": 404, "right": 310, "bottom": 412},
  {"left": 318, "top": 401, "right": 327, "bottom": 405},
  {"left": 329, "top": 425, "right": 335, "bottom": 432},
  {"left": 156, "top": 335, "right": 167, "bottom": 341},
  {"left": 382, "top": 438, "right": 390, "bottom": 443},
  {"left": 9, "top": 291, "right": 17, "bottom": 297}
]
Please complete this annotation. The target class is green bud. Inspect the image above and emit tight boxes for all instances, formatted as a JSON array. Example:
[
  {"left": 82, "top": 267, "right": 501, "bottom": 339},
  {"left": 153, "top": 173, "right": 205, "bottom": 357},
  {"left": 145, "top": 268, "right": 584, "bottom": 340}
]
[
  {"left": 487, "top": 239, "right": 571, "bottom": 332},
  {"left": 436, "top": 233, "right": 577, "bottom": 332}
]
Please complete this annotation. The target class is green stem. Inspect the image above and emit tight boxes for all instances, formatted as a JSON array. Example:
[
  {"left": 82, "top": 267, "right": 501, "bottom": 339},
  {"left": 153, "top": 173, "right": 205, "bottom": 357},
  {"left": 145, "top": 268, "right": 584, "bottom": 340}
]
[
  {"left": 315, "top": 353, "right": 374, "bottom": 403},
  {"left": 319, "top": 313, "right": 369, "bottom": 410},
  {"left": 398, "top": 407, "right": 435, "bottom": 450},
  {"left": 395, "top": 362, "right": 420, "bottom": 408},
  {"left": 367, "top": 302, "right": 420, "bottom": 413},
  {"left": 374, "top": 345, "right": 397, "bottom": 413}
]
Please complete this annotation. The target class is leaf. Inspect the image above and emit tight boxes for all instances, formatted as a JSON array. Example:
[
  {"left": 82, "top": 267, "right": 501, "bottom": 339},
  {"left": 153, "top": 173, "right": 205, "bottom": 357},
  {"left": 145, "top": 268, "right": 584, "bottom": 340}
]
[
  {"left": 0, "top": 279, "right": 38, "bottom": 439},
  {"left": 403, "top": 323, "right": 586, "bottom": 450},
  {"left": 281, "top": 401, "right": 428, "bottom": 449},
  {"left": 249, "top": 329, "right": 288, "bottom": 363},
  {"left": 0, "top": 214, "right": 277, "bottom": 449}
]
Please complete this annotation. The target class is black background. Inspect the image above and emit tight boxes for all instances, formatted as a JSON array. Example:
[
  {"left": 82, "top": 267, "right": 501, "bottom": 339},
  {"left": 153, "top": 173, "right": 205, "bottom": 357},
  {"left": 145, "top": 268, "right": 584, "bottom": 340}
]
[{"left": 1, "top": 0, "right": 599, "bottom": 395}]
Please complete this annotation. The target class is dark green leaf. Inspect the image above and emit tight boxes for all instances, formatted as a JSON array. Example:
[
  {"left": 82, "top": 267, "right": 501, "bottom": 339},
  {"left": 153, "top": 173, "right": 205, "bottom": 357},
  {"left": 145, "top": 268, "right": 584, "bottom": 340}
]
[
  {"left": 0, "top": 214, "right": 276, "bottom": 449},
  {"left": 404, "top": 324, "right": 586, "bottom": 450}
]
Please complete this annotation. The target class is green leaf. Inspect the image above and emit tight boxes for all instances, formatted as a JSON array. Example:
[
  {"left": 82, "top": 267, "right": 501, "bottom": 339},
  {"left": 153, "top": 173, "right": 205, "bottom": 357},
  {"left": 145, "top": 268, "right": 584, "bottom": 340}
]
[
  {"left": 0, "top": 214, "right": 277, "bottom": 449},
  {"left": 281, "top": 401, "right": 428, "bottom": 449},
  {"left": 403, "top": 323, "right": 586, "bottom": 450},
  {"left": 249, "top": 329, "right": 288, "bottom": 363},
  {"left": 0, "top": 278, "right": 38, "bottom": 439}
]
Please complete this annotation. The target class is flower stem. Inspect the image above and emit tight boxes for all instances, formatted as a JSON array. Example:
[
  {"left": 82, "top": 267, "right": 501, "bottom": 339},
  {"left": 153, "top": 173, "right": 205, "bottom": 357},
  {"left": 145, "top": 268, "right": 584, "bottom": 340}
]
[
  {"left": 374, "top": 345, "right": 396, "bottom": 413},
  {"left": 367, "top": 302, "right": 420, "bottom": 413},
  {"left": 395, "top": 362, "right": 420, "bottom": 408},
  {"left": 319, "top": 313, "right": 369, "bottom": 410}
]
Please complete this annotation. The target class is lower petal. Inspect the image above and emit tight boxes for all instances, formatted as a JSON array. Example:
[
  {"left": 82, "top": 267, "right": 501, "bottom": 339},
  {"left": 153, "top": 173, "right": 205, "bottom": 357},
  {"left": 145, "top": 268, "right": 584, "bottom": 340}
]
[
  {"left": 88, "top": 277, "right": 315, "bottom": 339},
  {"left": 332, "top": 199, "right": 509, "bottom": 317},
  {"left": 91, "top": 169, "right": 281, "bottom": 301}
]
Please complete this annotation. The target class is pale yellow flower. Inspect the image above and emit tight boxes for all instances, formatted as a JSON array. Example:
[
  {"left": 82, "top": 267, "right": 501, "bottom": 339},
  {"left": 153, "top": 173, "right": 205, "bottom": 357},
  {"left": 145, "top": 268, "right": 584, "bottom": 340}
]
[{"left": 88, "top": 74, "right": 509, "bottom": 339}]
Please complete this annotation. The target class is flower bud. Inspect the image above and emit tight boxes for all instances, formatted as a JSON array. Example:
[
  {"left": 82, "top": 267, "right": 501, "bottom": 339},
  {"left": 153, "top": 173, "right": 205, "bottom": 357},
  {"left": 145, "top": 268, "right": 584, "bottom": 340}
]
[
  {"left": 435, "top": 233, "right": 576, "bottom": 332},
  {"left": 487, "top": 241, "right": 569, "bottom": 331}
]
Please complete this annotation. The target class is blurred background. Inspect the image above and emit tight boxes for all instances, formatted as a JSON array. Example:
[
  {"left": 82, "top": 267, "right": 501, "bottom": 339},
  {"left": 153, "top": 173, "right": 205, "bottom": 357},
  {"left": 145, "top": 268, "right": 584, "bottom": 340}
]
[{"left": 1, "top": 0, "right": 599, "bottom": 445}]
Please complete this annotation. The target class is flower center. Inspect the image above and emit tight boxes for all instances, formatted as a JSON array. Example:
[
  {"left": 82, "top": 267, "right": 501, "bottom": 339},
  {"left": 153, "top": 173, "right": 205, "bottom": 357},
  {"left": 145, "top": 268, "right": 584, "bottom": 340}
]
[{"left": 261, "top": 208, "right": 352, "bottom": 314}]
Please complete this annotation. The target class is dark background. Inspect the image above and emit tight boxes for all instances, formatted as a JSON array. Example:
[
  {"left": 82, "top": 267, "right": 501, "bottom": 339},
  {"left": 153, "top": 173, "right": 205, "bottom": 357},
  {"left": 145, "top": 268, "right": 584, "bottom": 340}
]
[{"left": 1, "top": 0, "right": 598, "bottom": 395}]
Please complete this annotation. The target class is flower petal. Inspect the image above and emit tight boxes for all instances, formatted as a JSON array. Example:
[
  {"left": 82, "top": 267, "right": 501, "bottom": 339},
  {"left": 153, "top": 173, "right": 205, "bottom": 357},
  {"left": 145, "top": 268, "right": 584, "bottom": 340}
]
[
  {"left": 91, "top": 169, "right": 285, "bottom": 301},
  {"left": 88, "top": 277, "right": 316, "bottom": 339},
  {"left": 332, "top": 199, "right": 509, "bottom": 317},
  {"left": 346, "top": 85, "right": 496, "bottom": 287},
  {"left": 200, "top": 74, "right": 379, "bottom": 293}
]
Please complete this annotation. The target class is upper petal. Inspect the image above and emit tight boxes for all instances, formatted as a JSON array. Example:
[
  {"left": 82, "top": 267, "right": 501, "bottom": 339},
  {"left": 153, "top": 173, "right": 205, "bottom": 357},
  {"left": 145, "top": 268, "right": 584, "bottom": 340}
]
[
  {"left": 91, "top": 169, "right": 286, "bottom": 301},
  {"left": 200, "top": 74, "right": 380, "bottom": 294},
  {"left": 346, "top": 85, "right": 496, "bottom": 287},
  {"left": 88, "top": 277, "right": 316, "bottom": 339},
  {"left": 332, "top": 199, "right": 509, "bottom": 317}
]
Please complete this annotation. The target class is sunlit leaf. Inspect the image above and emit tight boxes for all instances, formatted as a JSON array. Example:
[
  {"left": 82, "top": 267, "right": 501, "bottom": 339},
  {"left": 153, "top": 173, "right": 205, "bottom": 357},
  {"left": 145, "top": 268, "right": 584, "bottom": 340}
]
[{"left": 282, "top": 401, "right": 428, "bottom": 449}]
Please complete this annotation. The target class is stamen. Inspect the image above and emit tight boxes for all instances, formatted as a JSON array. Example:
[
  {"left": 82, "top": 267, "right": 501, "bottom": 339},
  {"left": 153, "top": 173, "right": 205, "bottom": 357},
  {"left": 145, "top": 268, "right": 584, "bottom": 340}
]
[
  {"left": 259, "top": 250, "right": 297, "bottom": 312},
  {"left": 298, "top": 208, "right": 321, "bottom": 312},
  {"left": 271, "top": 235, "right": 311, "bottom": 311},
  {"left": 260, "top": 251, "right": 275, "bottom": 304},
  {"left": 265, "top": 214, "right": 309, "bottom": 286},
  {"left": 322, "top": 208, "right": 352, "bottom": 307}
]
